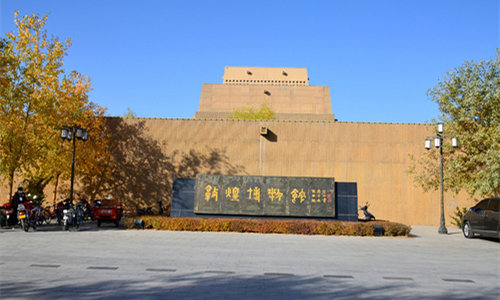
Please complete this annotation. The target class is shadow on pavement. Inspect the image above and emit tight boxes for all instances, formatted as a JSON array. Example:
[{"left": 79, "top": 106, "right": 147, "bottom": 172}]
[
  {"left": 1, "top": 272, "right": 498, "bottom": 300},
  {"left": 476, "top": 236, "right": 500, "bottom": 243},
  {"left": 0, "top": 222, "right": 123, "bottom": 233}
]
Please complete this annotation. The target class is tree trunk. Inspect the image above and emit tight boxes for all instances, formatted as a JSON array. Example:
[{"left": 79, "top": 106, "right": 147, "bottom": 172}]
[
  {"left": 8, "top": 170, "right": 14, "bottom": 202},
  {"left": 53, "top": 174, "right": 59, "bottom": 206}
]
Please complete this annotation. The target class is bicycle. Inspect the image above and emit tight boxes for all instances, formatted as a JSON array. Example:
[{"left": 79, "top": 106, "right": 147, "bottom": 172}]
[
  {"left": 30, "top": 205, "right": 44, "bottom": 226},
  {"left": 41, "top": 205, "right": 55, "bottom": 224}
]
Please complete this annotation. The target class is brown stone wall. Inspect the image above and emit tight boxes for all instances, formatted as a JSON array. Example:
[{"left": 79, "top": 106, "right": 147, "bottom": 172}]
[
  {"left": 126, "top": 118, "right": 472, "bottom": 225},
  {"left": 196, "top": 84, "right": 333, "bottom": 120},
  {"left": 0, "top": 118, "right": 474, "bottom": 225},
  {"left": 222, "top": 66, "right": 309, "bottom": 85},
  {"left": 194, "top": 112, "right": 336, "bottom": 121}
]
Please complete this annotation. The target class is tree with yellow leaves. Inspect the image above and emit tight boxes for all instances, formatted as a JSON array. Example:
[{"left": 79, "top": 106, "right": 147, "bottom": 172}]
[
  {"left": 228, "top": 101, "right": 276, "bottom": 120},
  {"left": 0, "top": 12, "right": 109, "bottom": 201}
]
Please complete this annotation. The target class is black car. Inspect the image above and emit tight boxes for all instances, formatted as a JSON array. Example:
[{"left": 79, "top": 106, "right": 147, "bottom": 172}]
[{"left": 462, "top": 197, "right": 500, "bottom": 239}]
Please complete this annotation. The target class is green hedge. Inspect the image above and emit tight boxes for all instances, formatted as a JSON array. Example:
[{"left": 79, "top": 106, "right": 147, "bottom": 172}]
[{"left": 124, "top": 216, "right": 411, "bottom": 237}]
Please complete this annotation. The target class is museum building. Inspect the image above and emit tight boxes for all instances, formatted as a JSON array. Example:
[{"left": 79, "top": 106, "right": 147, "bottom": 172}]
[{"left": 117, "top": 66, "right": 470, "bottom": 225}]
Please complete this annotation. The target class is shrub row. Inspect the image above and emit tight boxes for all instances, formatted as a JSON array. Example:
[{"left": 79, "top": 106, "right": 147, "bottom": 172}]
[{"left": 124, "top": 217, "right": 411, "bottom": 237}]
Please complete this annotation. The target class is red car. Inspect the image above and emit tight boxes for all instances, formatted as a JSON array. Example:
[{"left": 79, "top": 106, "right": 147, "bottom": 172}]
[{"left": 92, "top": 199, "right": 123, "bottom": 227}]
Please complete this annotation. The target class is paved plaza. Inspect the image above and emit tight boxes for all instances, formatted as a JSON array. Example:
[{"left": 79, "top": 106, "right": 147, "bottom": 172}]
[{"left": 0, "top": 224, "right": 499, "bottom": 299}]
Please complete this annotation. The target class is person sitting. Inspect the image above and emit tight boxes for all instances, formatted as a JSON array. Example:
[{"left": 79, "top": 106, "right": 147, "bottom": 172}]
[{"left": 10, "top": 187, "right": 26, "bottom": 225}]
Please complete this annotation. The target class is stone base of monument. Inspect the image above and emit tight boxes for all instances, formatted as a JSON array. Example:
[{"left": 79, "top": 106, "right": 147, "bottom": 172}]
[{"left": 171, "top": 175, "right": 358, "bottom": 222}]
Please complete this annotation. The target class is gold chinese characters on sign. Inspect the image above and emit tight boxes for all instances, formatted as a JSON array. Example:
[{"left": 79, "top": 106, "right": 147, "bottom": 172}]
[
  {"left": 194, "top": 175, "right": 335, "bottom": 217},
  {"left": 202, "top": 184, "right": 331, "bottom": 205}
]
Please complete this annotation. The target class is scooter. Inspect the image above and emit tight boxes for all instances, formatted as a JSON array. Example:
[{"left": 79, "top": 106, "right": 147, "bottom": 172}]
[
  {"left": 63, "top": 204, "right": 75, "bottom": 231},
  {"left": 359, "top": 202, "right": 375, "bottom": 221},
  {"left": 56, "top": 197, "right": 69, "bottom": 225},
  {"left": 136, "top": 207, "right": 154, "bottom": 216},
  {"left": 62, "top": 202, "right": 80, "bottom": 231}
]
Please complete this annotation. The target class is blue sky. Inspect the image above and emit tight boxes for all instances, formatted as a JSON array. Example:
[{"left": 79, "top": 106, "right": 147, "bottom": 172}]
[{"left": 1, "top": 0, "right": 498, "bottom": 123}]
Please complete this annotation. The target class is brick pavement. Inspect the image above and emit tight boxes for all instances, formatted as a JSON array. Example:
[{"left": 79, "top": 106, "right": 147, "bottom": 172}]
[{"left": 0, "top": 225, "right": 499, "bottom": 299}]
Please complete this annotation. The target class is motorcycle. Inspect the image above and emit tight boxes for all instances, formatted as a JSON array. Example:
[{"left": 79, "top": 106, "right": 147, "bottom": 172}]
[
  {"left": 1, "top": 203, "right": 15, "bottom": 227},
  {"left": 26, "top": 195, "right": 44, "bottom": 226},
  {"left": 17, "top": 201, "right": 36, "bottom": 232},
  {"left": 75, "top": 202, "right": 85, "bottom": 224},
  {"left": 0, "top": 206, "right": 6, "bottom": 227},
  {"left": 77, "top": 199, "right": 92, "bottom": 221},
  {"left": 359, "top": 202, "right": 376, "bottom": 221}
]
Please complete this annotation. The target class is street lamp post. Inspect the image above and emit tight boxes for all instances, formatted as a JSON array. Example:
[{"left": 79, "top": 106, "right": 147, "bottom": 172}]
[
  {"left": 61, "top": 125, "right": 88, "bottom": 202},
  {"left": 425, "top": 123, "right": 458, "bottom": 234}
]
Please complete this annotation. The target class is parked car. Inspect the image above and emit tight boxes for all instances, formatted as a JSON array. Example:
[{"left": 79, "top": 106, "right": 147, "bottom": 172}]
[
  {"left": 92, "top": 199, "right": 123, "bottom": 227},
  {"left": 462, "top": 197, "right": 500, "bottom": 239}
]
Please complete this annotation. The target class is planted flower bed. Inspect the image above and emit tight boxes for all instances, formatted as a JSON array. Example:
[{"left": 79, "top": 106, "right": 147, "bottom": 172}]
[{"left": 124, "top": 216, "right": 411, "bottom": 237}]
